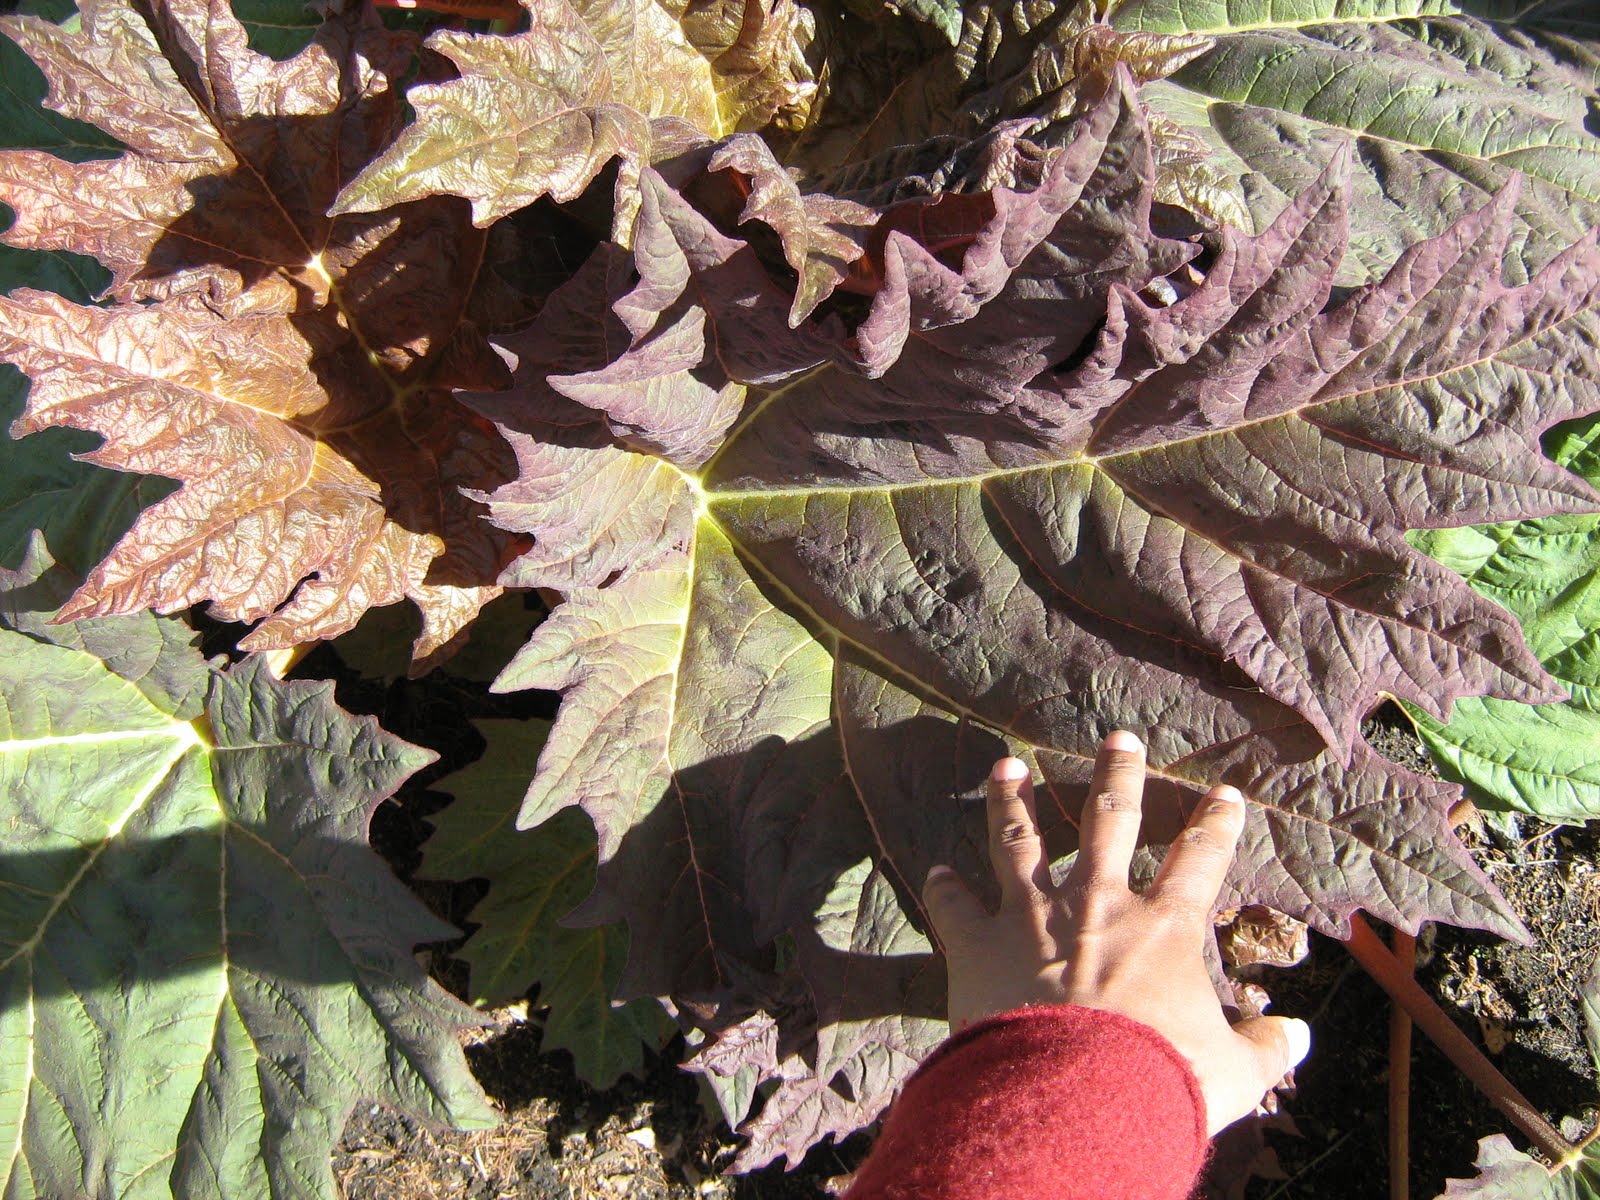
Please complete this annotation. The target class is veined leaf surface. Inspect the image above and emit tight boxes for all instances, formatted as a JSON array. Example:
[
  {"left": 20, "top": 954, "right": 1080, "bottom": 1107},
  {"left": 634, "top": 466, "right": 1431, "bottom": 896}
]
[
  {"left": 1111, "top": 0, "right": 1600, "bottom": 283},
  {"left": 1407, "top": 414, "right": 1600, "bottom": 822},
  {"left": 333, "top": 0, "right": 822, "bottom": 227},
  {"left": 0, "top": 231, "right": 165, "bottom": 584},
  {"left": 0, "top": 562, "right": 493, "bottom": 1199},
  {"left": 473, "top": 82, "right": 1600, "bottom": 1161},
  {"left": 0, "top": 10, "right": 168, "bottom": 578},
  {"left": 0, "top": 0, "right": 525, "bottom": 661},
  {"left": 421, "top": 719, "right": 673, "bottom": 1089}
]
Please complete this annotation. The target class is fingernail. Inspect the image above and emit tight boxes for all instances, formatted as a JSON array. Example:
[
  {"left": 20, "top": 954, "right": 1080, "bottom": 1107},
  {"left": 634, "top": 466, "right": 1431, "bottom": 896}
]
[
  {"left": 1285, "top": 1018, "right": 1311, "bottom": 1068},
  {"left": 1211, "top": 784, "right": 1244, "bottom": 805},
  {"left": 990, "top": 757, "right": 1029, "bottom": 782},
  {"left": 926, "top": 864, "right": 957, "bottom": 885},
  {"left": 1103, "top": 729, "right": 1143, "bottom": 753}
]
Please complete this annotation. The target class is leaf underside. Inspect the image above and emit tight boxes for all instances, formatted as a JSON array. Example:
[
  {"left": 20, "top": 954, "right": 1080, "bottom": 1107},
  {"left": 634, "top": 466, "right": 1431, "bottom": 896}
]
[
  {"left": 1438, "top": 1137, "right": 1600, "bottom": 1200},
  {"left": 468, "top": 75, "right": 1600, "bottom": 1165}
]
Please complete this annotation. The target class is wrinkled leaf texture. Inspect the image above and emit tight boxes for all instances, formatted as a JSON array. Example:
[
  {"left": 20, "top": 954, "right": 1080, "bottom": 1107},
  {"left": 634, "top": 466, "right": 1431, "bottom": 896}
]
[
  {"left": 949, "top": 0, "right": 1249, "bottom": 227},
  {"left": 1407, "top": 414, "right": 1600, "bottom": 823},
  {"left": 0, "top": 218, "right": 170, "bottom": 581},
  {"left": 767, "top": 0, "right": 1249, "bottom": 229},
  {"left": 334, "top": 0, "right": 825, "bottom": 228},
  {"left": 6, "top": 0, "right": 1600, "bottom": 1171},
  {"left": 0, "top": 544, "right": 493, "bottom": 1199},
  {"left": 469, "top": 77, "right": 1600, "bottom": 1164},
  {"left": 0, "top": 0, "right": 164, "bottom": 579},
  {"left": 1111, "top": 0, "right": 1600, "bottom": 284},
  {"left": 0, "top": 0, "right": 527, "bottom": 665}
]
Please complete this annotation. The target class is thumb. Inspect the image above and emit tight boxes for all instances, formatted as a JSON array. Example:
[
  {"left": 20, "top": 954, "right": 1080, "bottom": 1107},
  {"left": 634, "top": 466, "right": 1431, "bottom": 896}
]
[
  {"left": 1234, "top": 1014, "right": 1311, "bottom": 1090},
  {"left": 922, "top": 865, "right": 985, "bottom": 952},
  {"left": 1205, "top": 1015, "right": 1310, "bottom": 1134}
]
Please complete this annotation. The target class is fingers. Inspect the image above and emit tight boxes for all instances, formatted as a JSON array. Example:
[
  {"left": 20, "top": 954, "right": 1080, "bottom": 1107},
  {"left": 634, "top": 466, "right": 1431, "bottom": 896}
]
[
  {"left": 1148, "top": 783, "right": 1248, "bottom": 912},
  {"left": 1215, "top": 1016, "right": 1311, "bottom": 1133},
  {"left": 922, "top": 865, "right": 985, "bottom": 948},
  {"left": 986, "top": 758, "right": 1050, "bottom": 912},
  {"left": 1062, "top": 730, "right": 1148, "bottom": 896}
]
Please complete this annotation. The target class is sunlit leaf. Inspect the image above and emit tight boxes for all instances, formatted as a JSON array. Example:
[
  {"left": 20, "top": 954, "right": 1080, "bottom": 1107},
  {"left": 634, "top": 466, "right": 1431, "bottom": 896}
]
[
  {"left": 0, "top": 0, "right": 527, "bottom": 661},
  {"left": 334, "top": 0, "right": 822, "bottom": 227},
  {"left": 0, "top": 565, "right": 493, "bottom": 1199},
  {"left": 1111, "top": 0, "right": 1600, "bottom": 281},
  {"left": 471, "top": 80, "right": 1599, "bottom": 1162},
  {"left": 1407, "top": 415, "right": 1600, "bottom": 822}
]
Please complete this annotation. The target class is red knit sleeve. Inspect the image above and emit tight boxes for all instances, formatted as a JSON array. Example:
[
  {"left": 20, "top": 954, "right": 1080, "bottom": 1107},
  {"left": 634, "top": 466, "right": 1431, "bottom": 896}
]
[{"left": 842, "top": 1004, "right": 1209, "bottom": 1200}]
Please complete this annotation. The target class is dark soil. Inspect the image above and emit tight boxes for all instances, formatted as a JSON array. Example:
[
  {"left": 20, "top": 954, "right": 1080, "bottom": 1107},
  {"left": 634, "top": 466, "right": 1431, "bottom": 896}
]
[
  {"left": 295, "top": 609, "right": 875, "bottom": 1200},
  {"left": 310, "top": 614, "right": 1599, "bottom": 1200},
  {"left": 334, "top": 1017, "right": 872, "bottom": 1199},
  {"left": 1241, "top": 709, "right": 1600, "bottom": 1200}
]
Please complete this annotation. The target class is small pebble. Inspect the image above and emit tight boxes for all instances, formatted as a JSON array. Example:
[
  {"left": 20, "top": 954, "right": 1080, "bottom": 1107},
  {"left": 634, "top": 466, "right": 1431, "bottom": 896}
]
[{"left": 625, "top": 1127, "right": 657, "bottom": 1152}]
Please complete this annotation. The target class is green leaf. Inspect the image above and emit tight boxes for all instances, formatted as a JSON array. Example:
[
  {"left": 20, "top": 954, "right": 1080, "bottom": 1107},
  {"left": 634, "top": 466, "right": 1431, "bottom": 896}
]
[
  {"left": 0, "top": 591, "right": 494, "bottom": 1198},
  {"left": 422, "top": 719, "right": 672, "bottom": 1089},
  {"left": 230, "top": 0, "right": 320, "bottom": 59},
  {"left": 1111, "top": 0, "right": 1600, "bottom": 284},
  {"left": 14, "top": 0, "right": 78, "bottom": 22},
  {"left": 1406, "top": 415, "right": 1600, "bottom": 822},
  {"left": 891, "top": 0, "right": 961, "bottom": 45},
  {"left": 0, "top": 535, "right": 212, "bottom": 716},
  {"left": 0, "top": 382, "right": 173, "bottom": 579}
]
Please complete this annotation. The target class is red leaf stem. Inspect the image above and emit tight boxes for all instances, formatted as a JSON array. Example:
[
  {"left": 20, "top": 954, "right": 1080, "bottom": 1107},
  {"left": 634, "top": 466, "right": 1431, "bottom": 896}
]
[
  {"left": 1345, "top": 915, "right": 1573, "bottom": 1167},
  {"left": 1389, "top": 927, "right": 1416, "bottom": 1200}
]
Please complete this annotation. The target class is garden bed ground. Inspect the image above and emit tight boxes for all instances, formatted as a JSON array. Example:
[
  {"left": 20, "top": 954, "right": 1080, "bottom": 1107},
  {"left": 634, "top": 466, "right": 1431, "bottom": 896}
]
[{"left": 309, "top": 629, "right": 1599, "bottom": 1200}]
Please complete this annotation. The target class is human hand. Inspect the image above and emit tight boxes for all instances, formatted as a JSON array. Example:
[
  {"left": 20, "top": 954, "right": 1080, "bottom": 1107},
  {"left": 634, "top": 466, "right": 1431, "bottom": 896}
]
[{"left": 921, "top": 730, "right": 1311, "bottom": 1136}]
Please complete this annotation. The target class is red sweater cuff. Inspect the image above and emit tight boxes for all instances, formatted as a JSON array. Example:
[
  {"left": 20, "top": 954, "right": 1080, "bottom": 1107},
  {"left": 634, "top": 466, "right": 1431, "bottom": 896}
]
[{"left": 844, "top": 1004, "right": 1209, "bottom": 1200}]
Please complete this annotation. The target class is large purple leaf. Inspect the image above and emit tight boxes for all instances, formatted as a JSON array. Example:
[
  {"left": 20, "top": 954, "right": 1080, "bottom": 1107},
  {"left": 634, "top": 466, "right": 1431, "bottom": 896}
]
[
  {"left": 474, "top": 74, "right": 1598, "bottom": 1166},
  {"left": 706, "top": 155, "right": 1600, "bottom": 754}
]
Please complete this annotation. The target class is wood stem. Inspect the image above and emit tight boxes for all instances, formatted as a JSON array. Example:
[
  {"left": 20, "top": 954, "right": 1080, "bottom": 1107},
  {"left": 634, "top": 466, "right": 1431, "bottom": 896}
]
[{"left": 1345, "top": 915, "right": 1575, "bottom": 1166}]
